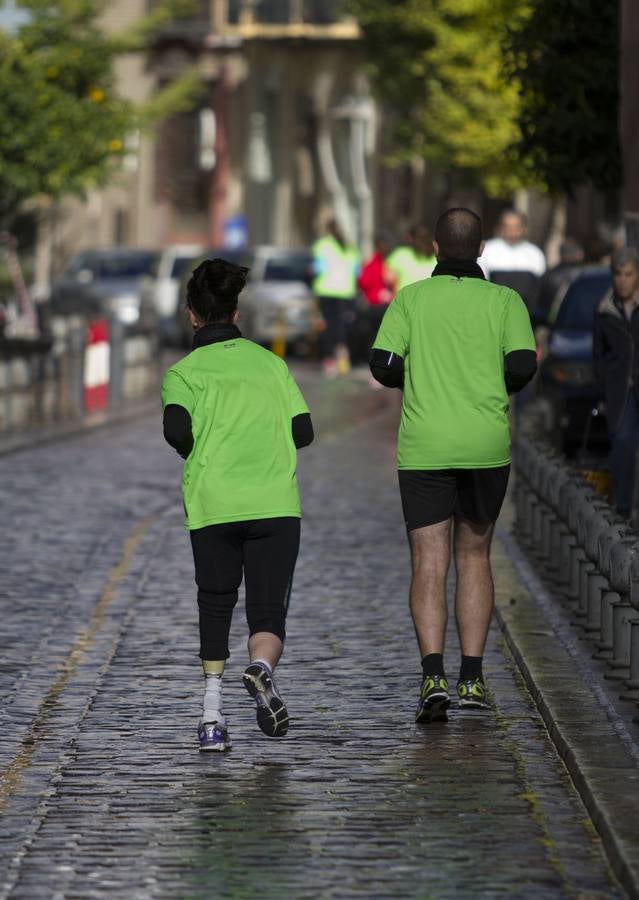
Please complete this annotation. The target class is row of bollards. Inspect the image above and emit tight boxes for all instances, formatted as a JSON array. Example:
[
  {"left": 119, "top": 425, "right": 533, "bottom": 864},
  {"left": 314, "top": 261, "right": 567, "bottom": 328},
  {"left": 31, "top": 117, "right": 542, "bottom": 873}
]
[
  {"left": 0, "top": 315, "right": 161, "bottom": 434},
  {"left": 514, "top": 432, "right": 639, "bottom": 721}
]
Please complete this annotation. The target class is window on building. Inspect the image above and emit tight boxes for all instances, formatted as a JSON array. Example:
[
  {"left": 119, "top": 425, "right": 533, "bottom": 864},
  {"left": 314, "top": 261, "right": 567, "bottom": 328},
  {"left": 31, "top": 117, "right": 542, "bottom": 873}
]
[
  {"left": 254, "top": 0, "right": 291, "bottom": 23},
  {"left": 302, "top": 0, "right": 340, "bottom": 23},
  {"left": 227, "top": 0, "right": 241, "bottom": 23},
  {"left": 113, "top": 209, "right": 129, "bottom": 247},
  {"left": 225, "top": 0, "right": 343, "bottom": 26}
]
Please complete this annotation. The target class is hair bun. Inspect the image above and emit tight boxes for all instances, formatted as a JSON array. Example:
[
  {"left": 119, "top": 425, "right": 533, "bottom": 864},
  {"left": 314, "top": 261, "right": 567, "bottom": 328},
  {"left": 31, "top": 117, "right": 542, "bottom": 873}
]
[{"left": 187, "top": 257, "right": 250, "bottom": 324}]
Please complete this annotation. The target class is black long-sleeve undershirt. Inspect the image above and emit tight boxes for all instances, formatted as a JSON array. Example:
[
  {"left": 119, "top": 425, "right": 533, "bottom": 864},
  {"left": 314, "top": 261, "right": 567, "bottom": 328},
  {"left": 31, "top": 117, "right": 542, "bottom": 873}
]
[
  {"left": 163, "top": 405, "right": 314, "bottom": 459},
  {"left": 369, "top": 348, "right": 405, "bottom": 388},
  {"left": 369, "top": 348, "right": 537, "bottom": 394},
  {"left": 504, "top": 349, "right": 537, "bottom": 394},
  {"left": 163, "top": 404, "right": 193, "bottom": 459}
]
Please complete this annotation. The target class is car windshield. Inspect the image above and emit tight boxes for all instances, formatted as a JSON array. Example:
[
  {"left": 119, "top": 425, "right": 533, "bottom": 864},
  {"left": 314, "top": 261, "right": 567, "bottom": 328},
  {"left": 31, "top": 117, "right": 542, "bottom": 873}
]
[
  {"left": 263, "top": 254, "right": 313, "bottom": 282},
  {"left": 170, "top": 256, "right": 201, "bottom": 279},
  {"left": 68, "top": 253, "right": 158, "bottom": 280},
  {"left": 553, "top": 273, "right": 612, "bottom": 330}
]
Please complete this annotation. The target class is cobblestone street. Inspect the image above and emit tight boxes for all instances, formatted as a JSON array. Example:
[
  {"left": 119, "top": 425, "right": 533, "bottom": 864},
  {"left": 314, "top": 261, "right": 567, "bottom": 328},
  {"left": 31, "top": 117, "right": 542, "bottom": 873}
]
[{"left": 0, "top": 367, "right": 627, "bottom": 898}]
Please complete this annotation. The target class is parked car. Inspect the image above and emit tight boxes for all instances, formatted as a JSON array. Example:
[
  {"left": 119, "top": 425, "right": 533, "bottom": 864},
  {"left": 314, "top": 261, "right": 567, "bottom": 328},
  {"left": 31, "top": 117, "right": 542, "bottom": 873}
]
[
  {"left": 538, "top": 267, "right": 612, "bottom": 454},
  {"left": 50, "top": 248, "right": 159, "bottom": 332},
  {"left": 139, "top": 244, "right": 204, "bottom": 345},
  {"left": 174, "top": 246, "right": 320, "bottom": 354},
  {"left": 239, "top": 246, "right": 320, "bottom": 354}
]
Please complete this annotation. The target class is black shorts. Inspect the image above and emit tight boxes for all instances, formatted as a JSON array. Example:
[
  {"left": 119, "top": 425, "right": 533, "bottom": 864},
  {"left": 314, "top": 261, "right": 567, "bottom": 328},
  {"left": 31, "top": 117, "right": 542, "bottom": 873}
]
[{"left": 398, "top": 466, "right": 510, "bottom": 531}]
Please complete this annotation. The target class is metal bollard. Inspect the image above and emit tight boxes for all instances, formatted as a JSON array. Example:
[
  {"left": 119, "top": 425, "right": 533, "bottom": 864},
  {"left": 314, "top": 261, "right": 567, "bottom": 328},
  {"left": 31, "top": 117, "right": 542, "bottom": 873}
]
[
  {"left": 593, "top": 523, "right": 633, "bottom": 658},
  {"left": 532, "top": 451, "right": 556, "bottom": 553},
  {"left": 108, "top": 316, "right": 125, "bottom": 410},
  {"left": 594, "top": 590, "right": 618, "bottom": 660},
  {"left": 563, "top": 484, "right": 595, "bottom": 602},
  {"left": 573, "top": 554, "right": 596, "bottom": 622},
  {"left": 579, "top": 500, "right": 614, "bottom": 638},
  {"left": 67, "top": 321, "right": 86, "bottom": 419},
  {"left": 620, "top": 620, "right": 639, "bottom": 700},
  {"left": 620, "top": 557, "right": 639, "bottom": 698},
  {"left": 604, "top": 540, "right": 639, "bottom": 679},
  {"left": 585, "top": 573, "right": 609, "bottom": 634}
]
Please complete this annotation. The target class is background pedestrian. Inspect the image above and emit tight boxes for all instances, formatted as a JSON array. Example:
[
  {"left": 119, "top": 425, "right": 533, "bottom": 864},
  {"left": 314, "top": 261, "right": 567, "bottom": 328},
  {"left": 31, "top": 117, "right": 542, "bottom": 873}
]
[
  {"left": 479, "top": 209, "right": 546, "bottom": 316},
  {"left": 593, "top": 246, "right": 639, "bottom": 518},
  {"left": 386, "top": 224, "right": 437, "bottom": 292},
  {"left": 357, "top": 230, "right": 394, "bottom": 349},
  {"left": 311, "top": 219, "right": 360, "bottom": 377}
]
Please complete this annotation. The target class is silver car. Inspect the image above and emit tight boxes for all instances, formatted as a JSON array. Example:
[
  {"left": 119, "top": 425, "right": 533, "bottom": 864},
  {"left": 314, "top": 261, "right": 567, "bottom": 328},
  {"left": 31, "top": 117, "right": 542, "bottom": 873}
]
[
  {"left": 239, "top": 246, "right": 320, "bottom": 353},
  {"left": 50, "top": 249, "right": 159, "bottom": 331}
]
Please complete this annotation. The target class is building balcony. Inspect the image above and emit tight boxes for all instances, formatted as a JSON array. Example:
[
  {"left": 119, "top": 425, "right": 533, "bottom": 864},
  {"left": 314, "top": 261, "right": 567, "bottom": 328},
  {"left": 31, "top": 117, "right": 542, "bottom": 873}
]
[{"left": 148, "top": 0, "right": 360, "bottom": 48}]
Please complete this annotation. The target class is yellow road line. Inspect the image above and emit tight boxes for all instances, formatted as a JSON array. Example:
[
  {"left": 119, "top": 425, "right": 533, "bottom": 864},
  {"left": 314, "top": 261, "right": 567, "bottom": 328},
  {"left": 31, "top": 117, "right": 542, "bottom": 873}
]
[{"left": 0, "top": 516, "right": 154, "bottom": 808}]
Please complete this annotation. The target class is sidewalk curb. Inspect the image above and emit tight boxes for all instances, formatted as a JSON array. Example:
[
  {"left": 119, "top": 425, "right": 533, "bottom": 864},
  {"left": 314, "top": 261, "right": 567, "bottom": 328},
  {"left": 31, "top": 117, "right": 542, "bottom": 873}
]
[
  {"left": 494, "top": 528, "right": 639, "bottom": 900},
  {"left": 0, "top": 398, "right": 159, "bottom": 458}
]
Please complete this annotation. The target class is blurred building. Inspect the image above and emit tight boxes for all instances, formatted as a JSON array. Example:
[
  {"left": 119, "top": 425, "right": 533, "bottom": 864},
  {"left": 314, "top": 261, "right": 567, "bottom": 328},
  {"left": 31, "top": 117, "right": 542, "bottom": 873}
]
[{"left": 54, "top": 0, "right": 431, "bottom": 262}]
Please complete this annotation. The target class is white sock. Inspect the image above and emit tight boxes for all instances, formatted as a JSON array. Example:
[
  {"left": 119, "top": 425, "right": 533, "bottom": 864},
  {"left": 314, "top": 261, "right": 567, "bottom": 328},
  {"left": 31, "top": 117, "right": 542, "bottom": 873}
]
[
  {"left": 251, "top": 658, "right": 273, "bottom": 674},
  {"left": 202, "top": 674, "right": 225, "bottom": 725}
]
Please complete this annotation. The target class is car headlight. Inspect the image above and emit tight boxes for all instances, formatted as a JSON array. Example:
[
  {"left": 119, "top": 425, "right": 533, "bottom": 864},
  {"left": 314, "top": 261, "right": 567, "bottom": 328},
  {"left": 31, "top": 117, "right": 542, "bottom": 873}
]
[{"left": 109, "top": 295, "right": 140, "bottom": 324}]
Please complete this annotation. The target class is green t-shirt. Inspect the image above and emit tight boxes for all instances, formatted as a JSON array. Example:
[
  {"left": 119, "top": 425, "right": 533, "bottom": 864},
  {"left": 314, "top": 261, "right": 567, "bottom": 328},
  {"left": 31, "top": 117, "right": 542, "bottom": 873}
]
[
  {"left": 386, "top": 246, "right": 437, "bottom": 291},
  {"left": 373, "top": 275, "right": 536, "bottom": 469},
  {"left": 161, "top": 338, "right": 309, "bottom": 528},
  {"left": 311, "top": 235, "right": 360, "bottom": 298}
]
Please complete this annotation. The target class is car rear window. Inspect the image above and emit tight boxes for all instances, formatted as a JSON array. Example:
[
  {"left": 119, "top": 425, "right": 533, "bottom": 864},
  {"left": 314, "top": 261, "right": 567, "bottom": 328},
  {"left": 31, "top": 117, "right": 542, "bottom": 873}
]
[
  {"left": 263, "top": 255, "right": 313, "bottom": 282},
  {"left": 553, "top": 273, "right": 611, "bottom": 330},
  {"left": 170, "top": 256, "right": 201, "bottom": 279},
  {"left": 68, "top": 253, "right": 158, "bottom": 280},
  {"left": 96, "top": 254, "right": 158, "bottom": 279}
]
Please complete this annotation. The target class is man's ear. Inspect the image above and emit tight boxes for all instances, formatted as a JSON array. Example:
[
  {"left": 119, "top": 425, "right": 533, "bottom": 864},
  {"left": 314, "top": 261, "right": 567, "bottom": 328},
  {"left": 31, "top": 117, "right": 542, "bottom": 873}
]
[
  {"left": 188, "top": 308, "right": 200, "bottom": 329},
  {"left": 232, "top": 308, "right": 240, "bottom": 325},
  {"left": 433, "top": 239, "right": 440, "bottom": 259},
  {"left": 478, "top": 240, "right": 485, "bottom": 258}
]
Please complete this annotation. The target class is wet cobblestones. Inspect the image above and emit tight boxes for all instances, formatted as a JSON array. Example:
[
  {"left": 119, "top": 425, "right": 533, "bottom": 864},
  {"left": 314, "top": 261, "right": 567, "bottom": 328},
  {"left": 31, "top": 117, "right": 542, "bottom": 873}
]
[{"left": 0, "top": 368, "right": 624, "bottom": 898}]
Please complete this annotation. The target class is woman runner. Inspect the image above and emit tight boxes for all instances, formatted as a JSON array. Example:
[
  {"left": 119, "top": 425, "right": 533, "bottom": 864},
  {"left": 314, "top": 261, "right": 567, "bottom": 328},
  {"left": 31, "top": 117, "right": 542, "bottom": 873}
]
[{"left": 161, "top": 258, "right": 314, "bottom": 751}]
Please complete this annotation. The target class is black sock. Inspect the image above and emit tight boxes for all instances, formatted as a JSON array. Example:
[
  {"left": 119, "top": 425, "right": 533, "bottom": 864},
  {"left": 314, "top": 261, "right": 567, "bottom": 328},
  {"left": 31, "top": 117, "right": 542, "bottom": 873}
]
[
  {"left": 459, "top": 656, "right": 483, "bottom": 682},
  {"left": 421, "top": 653, "right": 445, "bottom": 678}
]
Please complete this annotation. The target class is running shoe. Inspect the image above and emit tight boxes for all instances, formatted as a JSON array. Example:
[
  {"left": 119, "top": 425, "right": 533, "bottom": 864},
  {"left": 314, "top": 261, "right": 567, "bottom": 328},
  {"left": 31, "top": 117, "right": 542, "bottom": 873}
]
[
  {"left": 457, "top": 677, "right": 490, "bottom": 710},
  {"left": 415, "top": 674, "right": 450, "bottom": 724},
  {"left": 198, "top": 720, "right": 231, "bottom": 752},
  {"left": 242, "top": 663, "right": 289, "bottom": 737}
]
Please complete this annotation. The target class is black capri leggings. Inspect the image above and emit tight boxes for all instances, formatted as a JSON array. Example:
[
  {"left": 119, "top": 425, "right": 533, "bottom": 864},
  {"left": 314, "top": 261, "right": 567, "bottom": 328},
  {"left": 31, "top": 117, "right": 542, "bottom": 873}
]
[{"left": 190, "top": 517, "right": 300, "bottom": 661}]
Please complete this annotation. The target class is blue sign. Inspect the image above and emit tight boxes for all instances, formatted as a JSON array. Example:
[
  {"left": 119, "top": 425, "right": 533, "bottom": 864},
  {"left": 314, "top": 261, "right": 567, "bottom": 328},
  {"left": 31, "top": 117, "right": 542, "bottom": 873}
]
[{"left": 223, "top": 215, "right": 248, "bottom": 250}]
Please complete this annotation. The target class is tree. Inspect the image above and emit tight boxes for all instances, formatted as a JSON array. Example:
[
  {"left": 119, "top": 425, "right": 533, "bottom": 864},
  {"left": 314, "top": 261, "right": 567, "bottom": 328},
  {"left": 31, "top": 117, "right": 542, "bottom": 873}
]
[
  {"left": 348, "top": 0, "right": 532, "bottom": 196},
  {"left": 506, "top": 0, "right": 621, "bottom": 197},
  {"left": 0, "top": 0, "right": 203, "bottom": 228}
]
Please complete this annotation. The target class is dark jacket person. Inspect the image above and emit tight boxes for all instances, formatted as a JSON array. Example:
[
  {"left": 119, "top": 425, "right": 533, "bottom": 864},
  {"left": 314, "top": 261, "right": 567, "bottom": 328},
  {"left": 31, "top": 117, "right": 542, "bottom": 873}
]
[{"left": 593, "top": 247, "right": 639, "bottom": 516}]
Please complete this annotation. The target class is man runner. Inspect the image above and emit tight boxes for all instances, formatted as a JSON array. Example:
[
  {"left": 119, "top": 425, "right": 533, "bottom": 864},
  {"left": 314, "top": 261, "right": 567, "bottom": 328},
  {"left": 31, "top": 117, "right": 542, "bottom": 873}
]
[
  {"left": 370, "top": 208, "right": 536, "bottom": 723},
  {"left": 162, "top": 258, "right": 313, "bottom": 751}
]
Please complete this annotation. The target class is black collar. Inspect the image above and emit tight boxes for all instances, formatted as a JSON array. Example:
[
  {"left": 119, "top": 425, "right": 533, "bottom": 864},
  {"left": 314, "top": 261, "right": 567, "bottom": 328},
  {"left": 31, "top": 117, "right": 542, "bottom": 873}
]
[
  {"left": 432, "top": 259, "right": 485, "bottom": 280},
  {"left": 192, "top": 322, "right": 242, "bottom": 351}
]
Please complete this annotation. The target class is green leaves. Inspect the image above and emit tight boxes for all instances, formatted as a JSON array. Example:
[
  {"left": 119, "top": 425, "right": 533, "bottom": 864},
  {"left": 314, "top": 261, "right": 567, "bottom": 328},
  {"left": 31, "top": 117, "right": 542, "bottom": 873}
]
[
  {"left": 351, "top": 0, "right": 620, "bottom": 198},
  {"left": 0, "top": 0, "right": 202, "bottom": 225},
  {"left": 349, "top": 0, "right": 532, "bottom": 196},
  {"left": 506, "top": 0, "right": 621, "bottom": 195}
]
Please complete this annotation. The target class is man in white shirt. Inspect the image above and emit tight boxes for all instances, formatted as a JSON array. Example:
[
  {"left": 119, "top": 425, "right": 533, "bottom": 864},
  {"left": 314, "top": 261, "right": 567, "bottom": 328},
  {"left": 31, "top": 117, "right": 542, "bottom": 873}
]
[{"left": 479, "top": 209, "right": 546, "bottom": 278}]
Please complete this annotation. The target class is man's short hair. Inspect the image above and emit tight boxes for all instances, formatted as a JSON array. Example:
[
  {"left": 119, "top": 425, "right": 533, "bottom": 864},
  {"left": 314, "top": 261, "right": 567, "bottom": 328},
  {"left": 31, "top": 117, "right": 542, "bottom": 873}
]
[
  {"left": 499, "top": 207, "right": 527, "bottom": 227},
  {"left": 611, "top": 246, "right": 639, "bottom": 272},
  {"left": 434, "top": 208, "right": 483, "bottom": 260}
]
